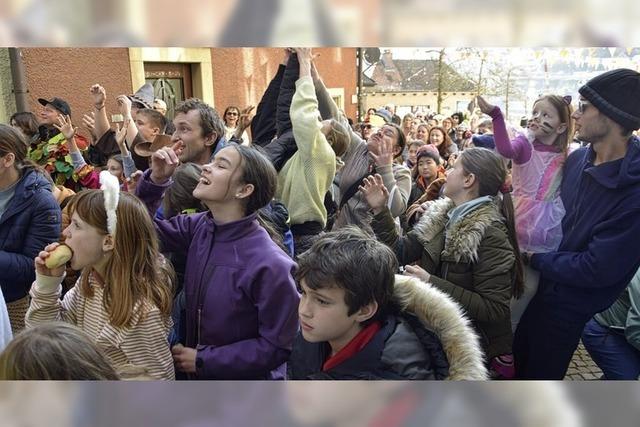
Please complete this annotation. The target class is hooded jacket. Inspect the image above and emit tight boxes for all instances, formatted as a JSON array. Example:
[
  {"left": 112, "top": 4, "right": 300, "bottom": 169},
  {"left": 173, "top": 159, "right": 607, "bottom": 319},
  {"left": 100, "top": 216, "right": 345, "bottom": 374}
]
[
  {"left": 0, "top": 169, "right": 61, "bottom": 302},
  {"left": 288, "top": 275, "right": 487, "bottom": 380},
  {"left": 371, "top": 198, "right": 515, "bottom": 359},
  {"left": 531, "top": 138, "right": 640, "bottom": 314}
]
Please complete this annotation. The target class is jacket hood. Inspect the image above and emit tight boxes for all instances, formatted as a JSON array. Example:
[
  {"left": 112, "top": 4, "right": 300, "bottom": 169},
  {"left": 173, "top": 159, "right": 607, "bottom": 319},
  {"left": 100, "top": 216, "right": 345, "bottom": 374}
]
[
  {"left": 393, "top": 275, "right": 488, "bottom": 380},
  {"left": 582, "top": 137, "right": 640, "bottom": 189},
  {"left": 413, "top": 197, "right": 505, "bottom": 263}
]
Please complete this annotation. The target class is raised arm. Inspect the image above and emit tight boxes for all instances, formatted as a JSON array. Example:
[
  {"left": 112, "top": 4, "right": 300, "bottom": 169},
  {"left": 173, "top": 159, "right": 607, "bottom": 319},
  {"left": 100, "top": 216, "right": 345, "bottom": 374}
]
[
  {"left": 90, "top": 84, "right": 111, "bottom": 140},
  {"left": 477, "top": 96, "right": 531, "bottom": 164}
]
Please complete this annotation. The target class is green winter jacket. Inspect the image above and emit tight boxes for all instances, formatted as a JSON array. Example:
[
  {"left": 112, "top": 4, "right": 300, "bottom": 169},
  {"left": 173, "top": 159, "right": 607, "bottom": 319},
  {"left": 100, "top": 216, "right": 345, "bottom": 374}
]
[{"left": 371, "top": 197, "right": 515, "bottom": 359}]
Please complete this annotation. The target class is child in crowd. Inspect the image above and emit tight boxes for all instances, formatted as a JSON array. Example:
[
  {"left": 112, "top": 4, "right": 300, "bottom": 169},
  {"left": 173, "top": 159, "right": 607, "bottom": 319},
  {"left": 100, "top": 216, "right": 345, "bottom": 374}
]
[
  {"left": 0, "top": 322, "right": 119, "bottom": 380},
  {"left": 288, "top": 227, "right": 486, "bottom": 380},
  {"left": 362, "top": 148, "right": 521, "bottom": 378},
  {"left": 27, "top": 174, "right": 175, "bottom": 380},
  {"left": 477, "top": 94, "right": 572, "bottom": 332},
  {"left": 136, "top": 144, "right": 299, "bottom": 379},
  {"left": 404, "top": 140, "right": 424, "bottom": 169}
]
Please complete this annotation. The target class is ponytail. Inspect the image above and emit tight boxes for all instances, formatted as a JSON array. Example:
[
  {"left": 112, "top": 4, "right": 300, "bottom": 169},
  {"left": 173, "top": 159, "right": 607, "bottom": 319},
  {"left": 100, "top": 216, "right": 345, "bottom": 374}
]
[{"left": 500, "top": 191, "right": 524, "bottom": 299}]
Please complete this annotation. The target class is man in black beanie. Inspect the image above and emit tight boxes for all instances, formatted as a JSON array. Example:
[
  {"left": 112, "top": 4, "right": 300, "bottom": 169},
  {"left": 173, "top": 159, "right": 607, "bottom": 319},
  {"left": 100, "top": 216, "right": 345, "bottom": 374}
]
[{"left": 514, "top": 68, "right": 640, "bottom": 379}]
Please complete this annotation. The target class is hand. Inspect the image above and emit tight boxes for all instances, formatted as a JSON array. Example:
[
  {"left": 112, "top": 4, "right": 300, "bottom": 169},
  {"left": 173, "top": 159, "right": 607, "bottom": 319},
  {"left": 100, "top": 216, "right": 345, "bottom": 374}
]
[
  {"left": 116, "top": 95, "right": 132, "bottom": 118},
  {"left": 476, "top": 95, "right": 495, "bottom": 115},
  {"left": 53, "top": 114, "right": 77, "bottom": 141},
  {"left": 82, "top": 112, "right": 96, "bottom": 139},
  {"left": 171, "top": 140, "right": 185, "bottom": 158},
  {"left": 294, "top": 47, "right": 313, "bottom": 63},
  {"left": 358, "top": 173, "right": 389, "bottom": 214},
  {"left": 90, "top": 84, "right": 106, "bottom": 109},
  {"left": 172, "top": 344, "right": 197, "bottom": 374},
  {"left": 150, "top": 146, "right": 179, "bottom": 184},
  {"left": 370, "top": 134, "right": 395, "bottom": 167},
  {"left": 126, "top": 170, "right": 143, "bottom": 194},
  {"left": 403, "top": 264, "right": 431, "bottom": 283},
  {"left": 34, "top": 242, "right": 67, "bottom": 278},
  {"left": 236, "top": 105, "right": 255, "bottom": 134},
  {"left": 115, "top": 119, "right": 129, "bottom": 148}
]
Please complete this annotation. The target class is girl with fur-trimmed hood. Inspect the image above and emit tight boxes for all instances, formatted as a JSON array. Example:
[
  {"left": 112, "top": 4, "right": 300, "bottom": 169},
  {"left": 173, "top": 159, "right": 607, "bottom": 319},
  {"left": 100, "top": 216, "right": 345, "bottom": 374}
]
[{"left": 360, "top": 147, "right": 523, "bottom": 374}]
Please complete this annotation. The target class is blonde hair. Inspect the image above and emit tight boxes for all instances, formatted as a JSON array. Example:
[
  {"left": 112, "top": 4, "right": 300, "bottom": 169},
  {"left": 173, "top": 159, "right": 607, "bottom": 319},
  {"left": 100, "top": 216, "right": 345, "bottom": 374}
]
[
  {"left": 324, "top": 119, "right": 350, "bottom": 157},
  {"left": 68, "top": 191, "right": 174, "bottom": 328},
  {"left": 0, "top": 322, "right": 119, "bottom": 380}
]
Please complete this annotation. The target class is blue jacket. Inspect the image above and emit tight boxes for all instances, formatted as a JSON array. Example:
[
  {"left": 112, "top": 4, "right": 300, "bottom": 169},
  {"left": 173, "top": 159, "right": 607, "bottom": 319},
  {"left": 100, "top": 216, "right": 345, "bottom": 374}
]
[
  {"left": 0, "top": 169, "right": 61, "bottom": 302},
  {"left": 531, "top": 137, "right": 640, "bottom": 314}
]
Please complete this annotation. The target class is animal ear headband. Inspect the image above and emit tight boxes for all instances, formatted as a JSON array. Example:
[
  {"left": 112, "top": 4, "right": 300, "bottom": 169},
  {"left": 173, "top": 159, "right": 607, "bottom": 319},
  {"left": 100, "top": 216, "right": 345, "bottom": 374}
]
[
  {"left": 100, "top": 171, "right": 120, "bottom": 236},
  {"left": 563, "top": 95, "right": 572, "bottom": 105}
]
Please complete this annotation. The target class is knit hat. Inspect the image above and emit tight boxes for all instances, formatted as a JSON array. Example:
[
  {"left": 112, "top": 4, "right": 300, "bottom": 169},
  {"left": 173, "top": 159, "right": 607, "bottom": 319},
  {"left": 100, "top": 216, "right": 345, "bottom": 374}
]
[
  {"left": 128, "top": 83, "right": 154, "bottom": 109},
  {"left": 416, "top": 144, "right": 441, "bottom": 164},
  {"left": 472, "top": 134, "right": 495, "bottom": 150},
  {"left": 38, "top": 97, "right": 71, "bottom": 116},
  {"left": 578, "top": 68, "right": 640, "bottom": 130}
]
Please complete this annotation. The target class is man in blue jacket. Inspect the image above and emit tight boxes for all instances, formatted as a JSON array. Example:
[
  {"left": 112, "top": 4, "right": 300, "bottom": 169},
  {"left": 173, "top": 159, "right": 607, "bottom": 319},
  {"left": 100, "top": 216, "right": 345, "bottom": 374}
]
[{"left": 514, "top": 68, "right": 640, "bottom": 379}]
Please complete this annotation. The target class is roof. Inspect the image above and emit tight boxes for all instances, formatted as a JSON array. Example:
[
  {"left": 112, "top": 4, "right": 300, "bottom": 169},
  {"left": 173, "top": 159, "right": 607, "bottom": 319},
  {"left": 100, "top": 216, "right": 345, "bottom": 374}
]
[{"left": 367, "top": 58, "right": 475, "bottom": 92}]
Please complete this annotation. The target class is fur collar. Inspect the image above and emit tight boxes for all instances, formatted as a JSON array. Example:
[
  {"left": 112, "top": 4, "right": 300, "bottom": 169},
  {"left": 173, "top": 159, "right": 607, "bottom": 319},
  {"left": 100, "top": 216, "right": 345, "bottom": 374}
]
[
  {"left": 393, "top": 275, "right": 487, "bottom": 380},
  {"left": 412, "top": 197, "right": 504, "bottom": 263}
]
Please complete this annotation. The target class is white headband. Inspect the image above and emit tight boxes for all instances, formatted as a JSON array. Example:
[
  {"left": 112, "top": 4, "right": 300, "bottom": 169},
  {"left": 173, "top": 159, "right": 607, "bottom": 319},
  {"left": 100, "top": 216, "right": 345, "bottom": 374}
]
[{"left": 99, "top": 171, "right": 120, "bottom": 236}]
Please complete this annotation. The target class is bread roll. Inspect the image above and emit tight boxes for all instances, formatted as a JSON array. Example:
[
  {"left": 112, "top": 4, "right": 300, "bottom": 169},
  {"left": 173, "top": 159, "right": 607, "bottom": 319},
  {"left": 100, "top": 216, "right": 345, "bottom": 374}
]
[{"left": 45, "top": 245, "right": 73, "bottom": 269}]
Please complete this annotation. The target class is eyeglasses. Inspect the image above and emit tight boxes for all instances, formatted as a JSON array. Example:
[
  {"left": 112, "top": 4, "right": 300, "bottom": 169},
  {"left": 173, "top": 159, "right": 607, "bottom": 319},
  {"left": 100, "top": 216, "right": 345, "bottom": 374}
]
[
  {"left": 226, "top": 111, "right": 238, "bottom": 116},
  {"left": 362, "top": 124, "right": 372, "bottom": 130},
  {"left": 577, "top": 100, "right": 591, "bottom": 114}
]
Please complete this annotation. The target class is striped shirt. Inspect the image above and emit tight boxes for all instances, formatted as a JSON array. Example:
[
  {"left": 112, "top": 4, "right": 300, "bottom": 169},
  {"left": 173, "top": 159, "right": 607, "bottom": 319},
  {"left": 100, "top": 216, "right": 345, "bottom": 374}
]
[{"left": 26, "top": 272, "right": 175, "bottom": 380}]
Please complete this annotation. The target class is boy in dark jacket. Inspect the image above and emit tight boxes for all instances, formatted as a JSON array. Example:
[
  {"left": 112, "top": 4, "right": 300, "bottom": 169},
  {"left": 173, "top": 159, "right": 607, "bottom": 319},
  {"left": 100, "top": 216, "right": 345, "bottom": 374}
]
[{"left": 288, "top": 227, "right": 487, "bottom": 380}]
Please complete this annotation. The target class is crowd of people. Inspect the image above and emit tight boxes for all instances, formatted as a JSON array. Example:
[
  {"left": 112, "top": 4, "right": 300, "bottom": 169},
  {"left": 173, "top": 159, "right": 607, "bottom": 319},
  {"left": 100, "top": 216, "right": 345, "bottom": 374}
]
[{"left": 1, "top": 48, "right": 639, "bottom": 381}]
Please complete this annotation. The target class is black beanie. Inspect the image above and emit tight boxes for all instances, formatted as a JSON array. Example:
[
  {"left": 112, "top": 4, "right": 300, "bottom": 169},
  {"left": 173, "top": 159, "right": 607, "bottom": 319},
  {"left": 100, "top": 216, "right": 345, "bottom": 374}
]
[{"left": 578, "top": 68, "right": 640, "bottom": 131}]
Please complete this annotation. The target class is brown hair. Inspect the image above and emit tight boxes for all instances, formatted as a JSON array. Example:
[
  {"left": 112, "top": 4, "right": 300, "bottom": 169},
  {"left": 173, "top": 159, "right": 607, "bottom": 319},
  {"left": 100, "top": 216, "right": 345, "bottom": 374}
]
[
  {"left": 68, "top": 191, "right": 174, "bottom": 328},
  {"left": 0, "top": 123, "right": 42, "bottom": 175},
  {"left": 458, "top": 148, "right": 524, "bottom": 298},
  {"left": 175, "top": 98, "right": 224, "bottom": 144},
  {"left": 324, "top": 118, "right": 350, "bottom": 157},
  {"left": 0, "top": 322, "right": 119, "bottom": 380},
  {"left": 532, "top": 95, "right": 574, "bottom": 156},
  {"left": 10, "top": 111, "right": 39, "bottom": 139},
  {"left": 137, "top": 108, "right": 168, "bottom": 133},
  {"left": 162, "top": 162, "right": 206, "bottom": 218},
  {"left": 296, "top": 226, "right": 397, "bottom": 326},
  {"left": 231, "top": 145, "right": 278, "bottom": 216},
  {"left": 429, "top": 126, "right": 455, "bottom": 159}
]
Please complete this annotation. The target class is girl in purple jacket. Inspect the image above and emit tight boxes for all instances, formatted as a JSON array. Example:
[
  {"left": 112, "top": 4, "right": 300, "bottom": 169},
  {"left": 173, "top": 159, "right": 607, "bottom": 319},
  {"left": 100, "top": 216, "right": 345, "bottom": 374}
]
[{"left": 137, "top": 144, "right": 299, "bottom": 379}]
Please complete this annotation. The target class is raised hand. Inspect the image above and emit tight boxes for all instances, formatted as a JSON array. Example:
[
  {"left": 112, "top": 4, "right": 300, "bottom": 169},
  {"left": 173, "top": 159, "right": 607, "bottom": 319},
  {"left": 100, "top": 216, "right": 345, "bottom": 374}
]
[
  {"left": 150, "top": 146, "right": 179, "bottom": 184},
  {"left": 116, "top": 94, "right": 132, "bottom": 118},
  {"left": 34, "top": 242, "right": 67, "bottom": 278},
  {"left": 403, "top": 264, "right": 431, "bottom": 283},
  {"left": 370, "top": 133, "right": 395, "bottom": 167},
  {"left": 358, "top": 173, "right": 389, "bottom": 214},
  {"left": 53, "top": 114, "right": 77, "bottom": 142},
  {"left": 126, "top": 170, "right": 143, "bottom": 194},
  {"left": 115, "top": 119, "right": 129, "bottom": 149},
  {"left": 476, "top": 95, "right": 495, "bottom": 115},
  {"left": 82, "top": 112, "right": 97, "bottom": 139},
  {"left": 90, "top": 84, "right": 106, "bottom": 109},
  {"left": 236, "top": 105, "right": 255, "bottom": 133}
]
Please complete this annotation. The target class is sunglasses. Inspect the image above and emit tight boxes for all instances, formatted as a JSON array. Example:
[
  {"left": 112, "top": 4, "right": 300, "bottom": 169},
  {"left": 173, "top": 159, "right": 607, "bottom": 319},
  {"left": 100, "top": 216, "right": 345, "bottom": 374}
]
[
  {"left": 226, "top": 111, "right": 239, "bottom": 116},
  {"left": 362, "top": 124, "right": 372, "bottom": 130},
  {"left": 577, "top": 100, "right": 591, "bottom": 114}
]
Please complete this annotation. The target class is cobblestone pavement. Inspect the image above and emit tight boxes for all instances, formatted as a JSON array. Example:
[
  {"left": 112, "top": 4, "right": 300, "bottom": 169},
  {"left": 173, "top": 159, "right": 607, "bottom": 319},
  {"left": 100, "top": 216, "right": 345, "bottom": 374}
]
[{"left": 564, "top": 341, "right": 603, "bottom": 380}]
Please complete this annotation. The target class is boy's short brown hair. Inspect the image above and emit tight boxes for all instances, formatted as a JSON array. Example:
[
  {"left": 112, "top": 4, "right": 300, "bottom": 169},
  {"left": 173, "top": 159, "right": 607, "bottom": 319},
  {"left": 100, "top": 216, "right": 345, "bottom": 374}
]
[
  {"left": 295, "top": 227, "right": 397, "bottom": 325},
  {"left": 137, "top": 108, "right": 167, "bottom": 133}
]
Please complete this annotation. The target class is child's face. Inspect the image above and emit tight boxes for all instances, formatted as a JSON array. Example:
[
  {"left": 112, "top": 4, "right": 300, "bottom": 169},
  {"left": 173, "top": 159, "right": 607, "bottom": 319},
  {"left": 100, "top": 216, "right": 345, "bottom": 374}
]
[
  {"left": 106, "top": 159, "right": 123, "bottom": 181},
  {"left": 418, "top": 157, "right": 438, "bottom": 181},
  {"left": 408, "top": 146, "right": 418, "bottom": 164},
  {"left": 62, "top": 212, "right": 111, "bottom": 271},
  {"left": 193, "top": 146, "right": 243, "bottom": 205},
  {"left": 298, "top": 279, "right": 365, "bottom": 354},
  {"left": 528, "top": 99, "right": 566, "bottom": 142},
  {"left": 135, "top": 114, "right": 159, "bottom": 143},
  {"left": 416, "top": 126, "right": 428, "bottom": 141}
]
